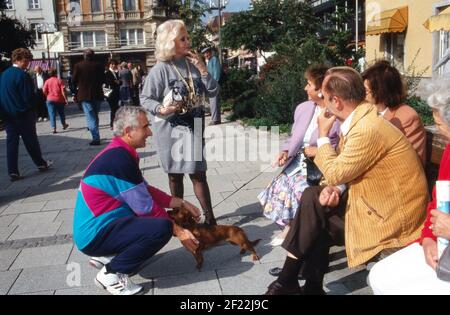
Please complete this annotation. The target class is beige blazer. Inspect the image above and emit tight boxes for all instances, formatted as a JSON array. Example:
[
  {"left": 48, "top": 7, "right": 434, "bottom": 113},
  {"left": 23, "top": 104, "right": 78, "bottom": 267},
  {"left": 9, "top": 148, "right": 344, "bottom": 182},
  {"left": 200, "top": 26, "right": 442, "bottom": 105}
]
[
  {"left": 315, "top": 103, "right": 429, "bottom": 267},
  {"left": 384, "top": 104, "right": 427, "bottom": 166}
]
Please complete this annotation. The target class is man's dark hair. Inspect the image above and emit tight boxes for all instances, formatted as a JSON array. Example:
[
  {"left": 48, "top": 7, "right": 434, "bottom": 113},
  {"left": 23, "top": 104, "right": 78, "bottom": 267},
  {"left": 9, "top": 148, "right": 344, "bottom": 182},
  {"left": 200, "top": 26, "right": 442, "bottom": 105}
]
[
  {"left": 362, "top": 60, "right": 406, "bottom": 108},
  {"left": 84, "top": 49, "right": 95, "bottom": 61},
  {"left": 108, "top": 59, "right": 119, "bottom": 66}
]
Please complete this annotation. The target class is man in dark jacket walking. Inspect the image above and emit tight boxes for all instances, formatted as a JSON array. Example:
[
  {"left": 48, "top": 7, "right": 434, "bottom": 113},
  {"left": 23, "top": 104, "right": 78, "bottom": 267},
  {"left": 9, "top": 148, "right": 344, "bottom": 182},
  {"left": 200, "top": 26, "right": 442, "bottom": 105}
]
[
  {"left": 104, "top": 59, "right": 120, "bottom": 129},
  {"left": 32, "top": 65, "right": 49, "bottom": 122},
  {"left": 73, "top": 49, "right": 105, "bottom": 145},
  {"left": 0, "top": 48, "right": 52, "bottom": 181}
]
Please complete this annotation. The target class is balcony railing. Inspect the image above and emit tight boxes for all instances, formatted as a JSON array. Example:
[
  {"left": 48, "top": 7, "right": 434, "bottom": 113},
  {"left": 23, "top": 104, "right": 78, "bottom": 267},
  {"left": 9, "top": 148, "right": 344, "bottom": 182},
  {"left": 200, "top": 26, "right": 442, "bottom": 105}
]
[
  {"left": 61, "top": 10, "right": 146, "bottom": 23},
  {"left": 67, "top": 39, "right": 149, "bottom": 50},
  {"left": 117, "top": 11, "right": 145, "bottom": 20}
]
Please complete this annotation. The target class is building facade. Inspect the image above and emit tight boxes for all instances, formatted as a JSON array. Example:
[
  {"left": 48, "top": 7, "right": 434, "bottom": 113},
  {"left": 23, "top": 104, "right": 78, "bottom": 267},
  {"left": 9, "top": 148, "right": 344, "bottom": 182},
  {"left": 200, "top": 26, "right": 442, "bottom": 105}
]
[
  {"left": 365, "top": 0, "right": 449, "bottom": 78},
  {"left": 310, "top": 0, "right": 366, "bottom": 49},
  {"left": 56, "top": 0, "right": 167, "bottom": 74},
  {"left": 4, "top": 0, "right": 59, "bottom": 69}
]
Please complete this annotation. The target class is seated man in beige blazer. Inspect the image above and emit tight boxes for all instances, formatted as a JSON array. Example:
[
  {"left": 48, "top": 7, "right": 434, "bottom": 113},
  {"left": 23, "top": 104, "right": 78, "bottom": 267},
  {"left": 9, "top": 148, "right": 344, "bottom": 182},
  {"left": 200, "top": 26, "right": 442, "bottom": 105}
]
[{"left": 264, "top": 67, "right": 429, "bottom": 295}]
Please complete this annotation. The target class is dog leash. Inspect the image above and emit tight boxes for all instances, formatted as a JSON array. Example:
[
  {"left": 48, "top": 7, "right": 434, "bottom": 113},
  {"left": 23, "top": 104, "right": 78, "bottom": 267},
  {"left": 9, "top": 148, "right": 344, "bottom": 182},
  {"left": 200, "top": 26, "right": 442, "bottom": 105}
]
[{"left": 212, "top": 163, "right": 273, "bottom": 209}]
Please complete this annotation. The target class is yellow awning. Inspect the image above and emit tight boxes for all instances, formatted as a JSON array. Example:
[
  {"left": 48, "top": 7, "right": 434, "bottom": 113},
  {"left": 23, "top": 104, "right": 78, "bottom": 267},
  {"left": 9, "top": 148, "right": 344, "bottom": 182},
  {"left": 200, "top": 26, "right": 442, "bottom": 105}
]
[
  {"left": 423, "top": 6, "right": 450, "bottom": 32},
  {"left": 366, "top": 6, "right": 408, "bottom": 36}
]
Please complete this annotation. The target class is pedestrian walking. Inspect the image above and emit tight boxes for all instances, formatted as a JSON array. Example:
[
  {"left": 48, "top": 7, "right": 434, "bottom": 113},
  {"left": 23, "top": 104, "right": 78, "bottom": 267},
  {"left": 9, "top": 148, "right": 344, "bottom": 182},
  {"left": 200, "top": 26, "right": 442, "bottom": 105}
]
[
  {"left": 119, "top": 62, "right": 133, "bottom": 106},
  {"left": 104, "top": 59, "right": 121, "bottom": 129},
  {"left": 43, "top": 67, "right": 69, "bottom": 134},
  {"left": 0, "top": 48, "right": 52, "bottom": 181},
  {"left": 72, "top": 49, "right": 105, "bottom": 145},
  {"left": 32, "top": 66, "right": 49, "bottom": 122}
]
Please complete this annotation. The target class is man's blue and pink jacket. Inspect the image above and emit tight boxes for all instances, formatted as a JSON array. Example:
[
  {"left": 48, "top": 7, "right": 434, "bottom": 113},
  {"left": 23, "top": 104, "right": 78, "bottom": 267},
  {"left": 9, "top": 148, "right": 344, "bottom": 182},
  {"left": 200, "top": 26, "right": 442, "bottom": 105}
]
[{"left": 73, "top": 137, "right": 172, "bottom": 251}]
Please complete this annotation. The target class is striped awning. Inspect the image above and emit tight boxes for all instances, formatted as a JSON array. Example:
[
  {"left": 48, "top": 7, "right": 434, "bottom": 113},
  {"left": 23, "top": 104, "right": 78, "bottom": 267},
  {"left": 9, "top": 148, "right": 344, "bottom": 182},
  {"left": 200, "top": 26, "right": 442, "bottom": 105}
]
[
  {"left": 366, "top": 6, "right": 408, "bottom": 36},
  {"left": 27, "top": 59, "right": 57, "bottom": 71},
  {"left": 424, "top": 6, "right": 450, "bottom": 32}
]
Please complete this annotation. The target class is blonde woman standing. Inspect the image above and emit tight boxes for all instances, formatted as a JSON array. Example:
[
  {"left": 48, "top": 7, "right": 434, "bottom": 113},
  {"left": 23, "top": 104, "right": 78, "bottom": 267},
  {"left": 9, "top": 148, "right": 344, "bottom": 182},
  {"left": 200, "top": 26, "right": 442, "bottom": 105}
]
[{"left": 140, "top": 20, "right": 219, "bottom": 225}]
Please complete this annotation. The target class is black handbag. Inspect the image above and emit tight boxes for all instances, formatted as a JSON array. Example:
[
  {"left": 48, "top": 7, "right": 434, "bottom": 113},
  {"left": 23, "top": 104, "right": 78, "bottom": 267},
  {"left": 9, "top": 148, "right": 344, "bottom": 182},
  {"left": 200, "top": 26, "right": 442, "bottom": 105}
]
[
  {"left": 302, "top": 148, "right": 323, "bottom": 186},
  {"left": 437, "top": 245, "right": 450, "bottom": 281}
]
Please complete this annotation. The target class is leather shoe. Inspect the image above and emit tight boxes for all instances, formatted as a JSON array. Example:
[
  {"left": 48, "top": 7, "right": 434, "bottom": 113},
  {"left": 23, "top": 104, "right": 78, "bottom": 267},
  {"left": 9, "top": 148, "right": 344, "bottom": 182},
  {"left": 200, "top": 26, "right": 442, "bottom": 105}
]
[
  {"left": 268, "top": 267, "right": 304, "bottom": 280},
  {"left": 263, "top": 280, "right": 302, "bottom": 295},
  {"left": 89, "top": 140, "right": 101, "bottom": 146}
]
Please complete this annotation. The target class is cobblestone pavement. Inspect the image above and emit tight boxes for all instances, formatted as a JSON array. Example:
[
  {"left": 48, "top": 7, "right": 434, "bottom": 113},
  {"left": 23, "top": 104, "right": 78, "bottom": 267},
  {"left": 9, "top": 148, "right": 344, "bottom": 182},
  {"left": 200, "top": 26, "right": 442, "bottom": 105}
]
[{"left": 0, "top": 103, "right": 372, "bottom": 295}]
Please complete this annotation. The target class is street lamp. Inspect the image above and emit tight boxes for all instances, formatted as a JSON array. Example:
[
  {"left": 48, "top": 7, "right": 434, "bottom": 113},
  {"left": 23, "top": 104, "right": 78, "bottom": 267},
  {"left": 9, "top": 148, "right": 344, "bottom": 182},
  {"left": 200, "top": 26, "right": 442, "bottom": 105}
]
[
  {"left": 208, "top": 0, "right": 229, "bottom": 64},
  {"left": 37, "top": 22, "right": 57, "bottom": 61}
]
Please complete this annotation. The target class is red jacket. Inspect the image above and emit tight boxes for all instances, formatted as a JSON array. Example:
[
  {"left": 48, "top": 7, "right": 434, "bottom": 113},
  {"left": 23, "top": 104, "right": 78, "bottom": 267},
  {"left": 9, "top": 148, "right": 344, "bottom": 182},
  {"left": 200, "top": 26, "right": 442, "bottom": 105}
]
[{"left": 419, "top": 144, "right": 450, "bottom": 243}]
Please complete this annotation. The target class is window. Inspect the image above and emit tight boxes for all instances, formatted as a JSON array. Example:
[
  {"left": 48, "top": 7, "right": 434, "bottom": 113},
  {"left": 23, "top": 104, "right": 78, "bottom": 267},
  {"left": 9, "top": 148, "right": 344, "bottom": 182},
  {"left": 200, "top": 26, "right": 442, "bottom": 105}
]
[
  {"left": 5, "top": 0, "right": 14, "bottom": 10},
  {"left": 30, "top": 23, "right": 43, "bottom": 42},
  {"left": 90, "top": 0, "right": 101, "bottom": 12},
  {"left": 69, "top": 31, "right": 107, "bottom": 48},
  {"left": 439, "top": 30, "right": 450, "bottom": 75},
  {"left": 119, "top": 29, "right": 144, "bottom": 46},
  {"left": 70, "top": 32, "right": 81, "bottom": 48},
  {"left": 383, "top": 33, "right": 405, "bottom": 68},
  {"left": 28, "top": 0, "right": 40, "bottom": 9},
  {"left": 123, "top": 0, "right": 136, "bottom": 11}
]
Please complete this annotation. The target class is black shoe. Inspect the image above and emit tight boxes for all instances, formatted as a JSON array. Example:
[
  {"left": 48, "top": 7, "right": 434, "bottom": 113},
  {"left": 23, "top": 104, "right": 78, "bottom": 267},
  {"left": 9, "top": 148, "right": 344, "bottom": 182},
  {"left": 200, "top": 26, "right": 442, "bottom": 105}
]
[
  {"left": 89, "top": 140, "right": 101, "bottom": 146},
  {"left": 269, "top": 267, "right": 304, "bottom": 279},
  {"left": 10, "top": 173, "right": 24, "bottom": 182},
  {"left": 301, "top": 283, "right": 326, "bottom": 295},
  {"left": 264, "top": 280, "right": 302, "bottom": 295},
  {"left": 38, "top": 160, "right": 53, "bottom": 172}
]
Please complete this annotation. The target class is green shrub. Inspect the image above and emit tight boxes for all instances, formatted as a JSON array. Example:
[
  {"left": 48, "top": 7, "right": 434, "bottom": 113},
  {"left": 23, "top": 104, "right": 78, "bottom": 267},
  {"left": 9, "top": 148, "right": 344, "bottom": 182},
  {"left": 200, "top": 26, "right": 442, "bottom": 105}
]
[
  {"left": 406, "top": 95, "right": 434, "bottom": 126},
  {"left": 220, "top": 68, "right": 255, "bottom": 102},
  {"left": 255, "top": 37, "right": 328, "bottom": 126},
  {"left": 220, "top": 101, "right": 233, "bottom": 112},
  {"left": 241, "top": 117, "right": 292, "bottom": 134}
]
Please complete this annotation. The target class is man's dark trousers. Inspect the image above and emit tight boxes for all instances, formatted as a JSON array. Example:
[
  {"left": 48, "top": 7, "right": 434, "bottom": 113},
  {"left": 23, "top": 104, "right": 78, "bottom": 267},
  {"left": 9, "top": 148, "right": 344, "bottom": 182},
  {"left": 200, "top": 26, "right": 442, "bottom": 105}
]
[
  {"left": 5, "top": 110, "right": 46, "bottom": 175},
  {"left": 282, "top": 186, "right": 348, "bottom": 283}
]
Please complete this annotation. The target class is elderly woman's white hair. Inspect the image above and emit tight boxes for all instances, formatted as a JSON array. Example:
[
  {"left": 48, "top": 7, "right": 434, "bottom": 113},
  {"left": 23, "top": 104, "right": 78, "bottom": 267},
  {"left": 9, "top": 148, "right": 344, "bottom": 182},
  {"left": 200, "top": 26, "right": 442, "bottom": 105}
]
[
  {"left": 113, "top": 106, "right": 148, "bottom": 136},
  {"left": 155, "top": 19, "right": 186, "bottom": 62},
  {"left": 422, "top": 73, "right": 450, "bottom": 125}
]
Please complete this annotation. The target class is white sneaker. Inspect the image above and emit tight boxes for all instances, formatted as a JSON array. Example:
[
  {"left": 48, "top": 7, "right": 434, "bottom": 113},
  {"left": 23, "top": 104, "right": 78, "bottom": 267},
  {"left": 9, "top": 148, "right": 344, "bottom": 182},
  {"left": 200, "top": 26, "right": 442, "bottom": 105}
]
[
  {"left": 269, "top": 236, "right": 285, "bottom": 247},
  {"left": 89, "top": 256, "right": 114, "bottom": 269},
  {"left": 43, "top": 118, "right": 48, "bottom": 122},
  {"left": 95, "top": 266, "right": 143, "bottom": 295}
]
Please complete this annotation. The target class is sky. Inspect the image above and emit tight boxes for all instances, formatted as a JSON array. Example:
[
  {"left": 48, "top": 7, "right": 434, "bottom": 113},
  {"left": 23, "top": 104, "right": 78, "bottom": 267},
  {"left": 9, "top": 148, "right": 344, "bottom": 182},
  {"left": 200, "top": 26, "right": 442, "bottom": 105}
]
[{"left": 202, "top": 0, "right": 251, "bottom": 22}]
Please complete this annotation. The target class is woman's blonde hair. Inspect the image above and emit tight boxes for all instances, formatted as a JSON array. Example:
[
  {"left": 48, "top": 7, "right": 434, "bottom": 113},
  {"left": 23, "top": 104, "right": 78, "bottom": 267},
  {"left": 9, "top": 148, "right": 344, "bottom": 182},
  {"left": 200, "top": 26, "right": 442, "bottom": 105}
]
[{"left": 155, "top": 19, "right": 186, "bottom": 62}]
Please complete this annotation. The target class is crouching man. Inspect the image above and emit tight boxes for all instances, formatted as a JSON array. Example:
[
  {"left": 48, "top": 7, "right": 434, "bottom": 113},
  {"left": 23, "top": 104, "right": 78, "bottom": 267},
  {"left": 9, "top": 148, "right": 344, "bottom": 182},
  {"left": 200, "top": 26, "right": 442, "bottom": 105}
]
[{"left": 73, "top": 106, "right": 201, "bottom": 295}]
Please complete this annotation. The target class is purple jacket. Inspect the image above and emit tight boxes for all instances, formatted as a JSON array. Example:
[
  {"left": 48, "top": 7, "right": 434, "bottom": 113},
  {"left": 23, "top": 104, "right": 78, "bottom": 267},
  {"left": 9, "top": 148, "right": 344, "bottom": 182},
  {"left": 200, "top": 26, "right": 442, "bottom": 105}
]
[{"left": 282, "top": 101, "right": 341, "bottom": 169}]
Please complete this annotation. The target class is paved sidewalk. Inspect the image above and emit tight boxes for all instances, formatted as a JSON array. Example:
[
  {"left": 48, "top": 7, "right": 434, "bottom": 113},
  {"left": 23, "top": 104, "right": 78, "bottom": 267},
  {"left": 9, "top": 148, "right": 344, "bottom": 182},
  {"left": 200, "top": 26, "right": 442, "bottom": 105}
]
[{"left": 0, "top": 103, "right": 372, "bottom": 295}]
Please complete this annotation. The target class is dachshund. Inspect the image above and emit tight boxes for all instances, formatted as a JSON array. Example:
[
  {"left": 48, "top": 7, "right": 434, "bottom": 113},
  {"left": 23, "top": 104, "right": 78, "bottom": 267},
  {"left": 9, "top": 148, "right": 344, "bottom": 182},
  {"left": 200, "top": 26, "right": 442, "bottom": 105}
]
[{"left": 168, "top": 206, "right": 261, "bottom": 269}]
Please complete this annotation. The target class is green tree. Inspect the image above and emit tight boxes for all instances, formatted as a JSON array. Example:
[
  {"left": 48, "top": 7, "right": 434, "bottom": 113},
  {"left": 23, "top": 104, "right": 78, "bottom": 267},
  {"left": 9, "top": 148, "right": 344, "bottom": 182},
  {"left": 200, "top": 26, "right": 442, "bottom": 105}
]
[
  {"left": 221, "top": 0, "right": 319, "bottom": 60},
  {"left": 324, "top": 0, "right": 362, "bottom": 66},
  {"left": 0, "top": 0, "right": 35, "bottom": 60},
  {"left": 164, "top": 0, "right": 211, "bottom": 50}
]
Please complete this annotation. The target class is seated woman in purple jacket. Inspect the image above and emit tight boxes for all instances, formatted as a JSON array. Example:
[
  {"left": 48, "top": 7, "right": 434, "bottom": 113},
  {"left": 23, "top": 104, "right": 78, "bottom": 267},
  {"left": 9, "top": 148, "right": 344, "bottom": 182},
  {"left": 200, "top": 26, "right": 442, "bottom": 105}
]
[{"left": 258, "top": 65, "right": 341, "bottom": 245}]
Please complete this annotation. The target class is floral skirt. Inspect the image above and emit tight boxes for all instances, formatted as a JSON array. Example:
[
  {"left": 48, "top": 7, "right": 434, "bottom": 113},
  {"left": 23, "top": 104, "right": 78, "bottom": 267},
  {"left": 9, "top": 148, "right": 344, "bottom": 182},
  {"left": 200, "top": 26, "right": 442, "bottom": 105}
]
[{"left": 257, "top": 171, "right": 309, "bottom": 226}]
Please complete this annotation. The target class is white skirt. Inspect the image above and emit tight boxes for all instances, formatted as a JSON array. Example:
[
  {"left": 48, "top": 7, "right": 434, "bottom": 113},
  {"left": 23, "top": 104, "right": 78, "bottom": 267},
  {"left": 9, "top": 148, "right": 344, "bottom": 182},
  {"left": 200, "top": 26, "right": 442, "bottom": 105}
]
[{"left": 368, "top": 242, "right": 450, "bottom": 295}]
